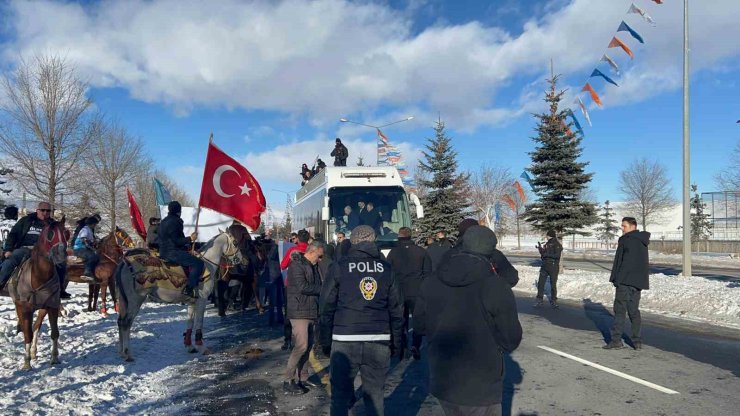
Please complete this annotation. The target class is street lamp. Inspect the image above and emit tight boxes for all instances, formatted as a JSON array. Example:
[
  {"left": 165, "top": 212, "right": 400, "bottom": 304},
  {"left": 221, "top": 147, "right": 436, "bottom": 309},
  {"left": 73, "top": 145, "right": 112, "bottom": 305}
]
[
  {"left": 339, "top": 117, "right": 414, "bottom": 165},
  {"left": 682, "top": 0, "right": 691, "bottom": 277}
]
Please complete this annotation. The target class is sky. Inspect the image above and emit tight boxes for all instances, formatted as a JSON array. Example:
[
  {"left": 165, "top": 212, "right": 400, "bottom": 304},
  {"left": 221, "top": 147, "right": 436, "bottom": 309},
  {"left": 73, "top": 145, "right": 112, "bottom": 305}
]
[{"left": 0, "top": 0, "right": 738, "bottom": 223}]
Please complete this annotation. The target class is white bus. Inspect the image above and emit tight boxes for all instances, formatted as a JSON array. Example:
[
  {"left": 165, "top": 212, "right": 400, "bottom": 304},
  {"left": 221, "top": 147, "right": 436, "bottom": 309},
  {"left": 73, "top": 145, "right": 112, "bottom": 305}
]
[{"left": 293, "top": 166, "right": 424, "bottom": 251}]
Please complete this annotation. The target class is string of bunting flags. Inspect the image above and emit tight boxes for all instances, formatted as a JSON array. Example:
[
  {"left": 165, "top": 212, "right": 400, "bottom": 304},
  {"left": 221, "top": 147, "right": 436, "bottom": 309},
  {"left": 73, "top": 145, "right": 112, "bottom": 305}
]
[
  {"left": 377, "top": 129, "right": 415, "bottom": 190},
  {"left": 569, "top": 1, "right": 665, "bottom": 136}
]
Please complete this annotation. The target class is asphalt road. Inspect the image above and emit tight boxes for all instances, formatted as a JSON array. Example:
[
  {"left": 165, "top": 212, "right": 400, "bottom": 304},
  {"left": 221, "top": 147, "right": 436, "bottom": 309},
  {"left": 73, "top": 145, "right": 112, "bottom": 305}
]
[
  {"left": 506, "top": 254, "right": 740, "bottom": 282},
  {"left": 142, "top": 291, "right": 740, "bottom": 416}
]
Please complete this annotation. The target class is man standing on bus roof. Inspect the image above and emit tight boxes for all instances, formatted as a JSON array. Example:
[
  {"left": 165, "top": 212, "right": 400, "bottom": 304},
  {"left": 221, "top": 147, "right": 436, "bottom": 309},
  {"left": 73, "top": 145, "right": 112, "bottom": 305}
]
[{"left": 331, "top": 138, "right": 349, "bottom": 167}]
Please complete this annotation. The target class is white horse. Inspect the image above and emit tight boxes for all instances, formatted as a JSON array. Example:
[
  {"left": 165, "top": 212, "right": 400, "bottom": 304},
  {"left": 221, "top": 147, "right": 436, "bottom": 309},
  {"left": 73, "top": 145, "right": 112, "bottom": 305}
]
[{"left": 115, "top": 231, "right": 243, "bottom": 361}]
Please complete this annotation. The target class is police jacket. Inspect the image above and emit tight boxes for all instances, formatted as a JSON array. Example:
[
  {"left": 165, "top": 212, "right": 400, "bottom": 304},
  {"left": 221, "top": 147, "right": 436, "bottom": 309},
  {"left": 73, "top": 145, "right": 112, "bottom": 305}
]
[
  {"left": 319, "top": 241, "right": 404, "bottom": 350},
  {"left": 157, "top": 213, "right": 192, "bottom": 258},
  {"left": 3, "top": 213, "right": 47, "bottom": 252},
  {"left": 539, "top": 237, "right": 562, "bottom": 262}
]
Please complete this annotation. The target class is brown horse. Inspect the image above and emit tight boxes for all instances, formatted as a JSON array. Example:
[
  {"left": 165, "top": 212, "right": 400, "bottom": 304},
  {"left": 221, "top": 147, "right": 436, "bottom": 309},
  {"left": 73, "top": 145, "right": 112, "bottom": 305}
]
[
  {"left": 66, "top": 227, "right": 134, "bottom": 316},
  {"left": 8, "top": 218, "right": 68, "bottom": 369}
]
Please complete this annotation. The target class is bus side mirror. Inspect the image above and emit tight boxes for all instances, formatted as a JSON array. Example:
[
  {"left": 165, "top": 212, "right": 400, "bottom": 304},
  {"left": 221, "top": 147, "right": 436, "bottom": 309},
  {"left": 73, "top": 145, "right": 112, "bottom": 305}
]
[
  {"left": 409, "top": 193, "right": 424, "bottom": 219},
  {"left": 321, "top": 206, "right": 330, "bottom": 221}
]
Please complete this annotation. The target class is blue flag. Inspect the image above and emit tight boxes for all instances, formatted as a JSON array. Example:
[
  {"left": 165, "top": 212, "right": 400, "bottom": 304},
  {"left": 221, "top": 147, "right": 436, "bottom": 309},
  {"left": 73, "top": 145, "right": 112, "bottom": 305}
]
[
  {"left": 566, "top": 109, "right": 585, "bottom": 137},
  {"left": 590, "top": 69, "right": 619, "bottom": 87},
  {"left": 618, "top": 21, "right": 644, "bottom": 44},
  {"left": 153, "top": 178, "right": 172, "bottom": 206}
]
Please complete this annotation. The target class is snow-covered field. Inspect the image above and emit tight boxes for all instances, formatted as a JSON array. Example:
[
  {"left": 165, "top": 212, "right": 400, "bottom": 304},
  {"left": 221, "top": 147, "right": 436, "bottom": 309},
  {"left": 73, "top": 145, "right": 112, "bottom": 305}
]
[
  {"left": 0, "top": 285, "right": 200, "bottom": 415},
  {"left": 515, "top": 265, "right": 740, "bottom": 329}
]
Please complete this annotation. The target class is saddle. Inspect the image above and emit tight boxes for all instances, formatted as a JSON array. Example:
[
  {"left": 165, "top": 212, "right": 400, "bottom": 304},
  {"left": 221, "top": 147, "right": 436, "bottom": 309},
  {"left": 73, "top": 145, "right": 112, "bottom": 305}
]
[
  {"left": 7, "top": 259, "right": 61, "bottom": 309},
  {"left": 124, "top": 250, "right": 211, "bottom": 291}
]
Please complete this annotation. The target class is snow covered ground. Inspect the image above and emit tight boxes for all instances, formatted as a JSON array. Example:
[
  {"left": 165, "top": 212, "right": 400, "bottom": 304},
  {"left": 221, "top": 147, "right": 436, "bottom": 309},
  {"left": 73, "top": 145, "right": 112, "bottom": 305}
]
[
  {"left": 0, "top": 284, "right": 206, "bottom": 415},
  {"left": 514, "top": 265, "right": 740, "bottom": 329}
]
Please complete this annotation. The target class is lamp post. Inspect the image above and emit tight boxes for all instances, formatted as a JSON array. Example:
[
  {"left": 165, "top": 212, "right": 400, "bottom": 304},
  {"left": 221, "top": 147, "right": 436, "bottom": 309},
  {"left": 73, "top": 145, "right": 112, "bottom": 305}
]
[
  {"left": 682, "top": 0, "right": 691, "bottom": 277},
  {"left": 339, "top": 117, "right": 414, "bottom": 165}
]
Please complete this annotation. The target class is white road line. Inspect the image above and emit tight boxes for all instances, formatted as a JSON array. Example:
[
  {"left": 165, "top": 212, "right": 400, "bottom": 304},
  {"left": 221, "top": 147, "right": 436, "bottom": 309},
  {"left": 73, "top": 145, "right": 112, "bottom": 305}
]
[{"left": 537, "top": 345, "right": 680, "bottom": 395}]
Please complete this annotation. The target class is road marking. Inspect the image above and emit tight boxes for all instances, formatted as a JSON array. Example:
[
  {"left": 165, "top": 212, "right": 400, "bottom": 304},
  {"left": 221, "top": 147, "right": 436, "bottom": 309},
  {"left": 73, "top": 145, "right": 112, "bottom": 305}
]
[
  {"left": 308, "top": 350, "right": 331, "bottom": 395},
  {"left": 537, "top": 345, "right": 680, "bottom": 395}
]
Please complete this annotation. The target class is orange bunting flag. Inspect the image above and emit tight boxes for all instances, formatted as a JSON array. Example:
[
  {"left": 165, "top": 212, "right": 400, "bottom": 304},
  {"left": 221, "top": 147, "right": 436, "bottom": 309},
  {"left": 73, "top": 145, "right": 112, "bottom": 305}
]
[
  {"left": 581, "top": 83, "right": 602, "bottom": 107},
  {"left": 503, "top": 194, "right": 517, "bottom": 211},
  {"left": 513, "top": 181, "right": 527, "bottom": 204},
  {"left": 608, "top": 36, "right": 634, "bottom": 59}
]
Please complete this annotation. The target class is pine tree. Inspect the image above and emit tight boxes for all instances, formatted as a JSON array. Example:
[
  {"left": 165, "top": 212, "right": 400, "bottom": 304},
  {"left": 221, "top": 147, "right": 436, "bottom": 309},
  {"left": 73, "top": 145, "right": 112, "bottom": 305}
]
[
  {"left": 282, "top": 195, "right": 293, "bottom": 236},
  {"left": 595, "top": 200, "right": 619, "bottom": 244},
  {"left": 524, "top": 74, "right": 597, "bottom": 236},
  {"left": 690, "top": 184, "right": 713, "bottom": 242},
  {"left": 415, "top": 119, "right": 470, "bottom": 243}
]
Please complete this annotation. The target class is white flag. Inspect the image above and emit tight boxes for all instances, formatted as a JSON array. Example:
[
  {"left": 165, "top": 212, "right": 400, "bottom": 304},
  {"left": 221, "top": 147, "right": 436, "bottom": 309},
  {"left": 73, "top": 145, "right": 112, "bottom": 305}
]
[
  {"left": 628, "top": 3, "right": 655, "bottom": 25},
  {"left": 575, "top": 96, "right": 592, "bottom": 127},
  {"left": 601, "top": 54, "right": 620, "bottom": 75}
]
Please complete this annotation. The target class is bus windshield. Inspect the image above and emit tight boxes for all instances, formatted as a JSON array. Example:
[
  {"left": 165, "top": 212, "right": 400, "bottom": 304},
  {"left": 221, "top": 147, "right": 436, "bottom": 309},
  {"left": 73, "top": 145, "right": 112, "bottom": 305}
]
[{"left": 328, "top": 186, "right": 411, "bottom": 245}]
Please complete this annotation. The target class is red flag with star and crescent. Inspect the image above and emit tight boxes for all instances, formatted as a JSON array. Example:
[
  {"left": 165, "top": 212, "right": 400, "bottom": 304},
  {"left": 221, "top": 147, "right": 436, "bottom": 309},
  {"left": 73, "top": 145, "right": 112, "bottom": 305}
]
[{"left": 199, "top": 141, "right": 266, "bottom": 230}]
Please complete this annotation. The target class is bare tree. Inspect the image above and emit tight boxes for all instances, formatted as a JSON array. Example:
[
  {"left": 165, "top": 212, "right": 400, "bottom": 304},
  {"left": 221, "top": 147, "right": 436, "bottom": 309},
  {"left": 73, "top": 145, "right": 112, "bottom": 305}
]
[
  {"left": 0, "top": 55, "right": 93, "bottom": 206},
  {"left": 715, "top": 140, "right": 740, "bottom": 191},
  {"left": 469, "top": 164, "right": 513, "bottom": 227},
  {"left": 619, "top": 158, "right": 676, "bottom": 231},
  {"left": 88, "top": 118, "right": 147, "bottom": 230}
]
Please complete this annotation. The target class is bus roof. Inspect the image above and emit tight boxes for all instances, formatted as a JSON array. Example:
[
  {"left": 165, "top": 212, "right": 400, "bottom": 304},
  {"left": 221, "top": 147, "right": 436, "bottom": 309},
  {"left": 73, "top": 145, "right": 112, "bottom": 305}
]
[{"left": 295, "top": 166, "right": 405, "bottom": 202}]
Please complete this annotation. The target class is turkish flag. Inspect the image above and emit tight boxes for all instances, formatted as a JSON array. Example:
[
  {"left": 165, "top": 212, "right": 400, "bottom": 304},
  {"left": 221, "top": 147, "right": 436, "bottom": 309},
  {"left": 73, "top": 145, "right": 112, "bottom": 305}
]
[
  {"left": 127, "top": 188, "right": 147, "bottom": 241},
  {"left": 199, "top": 142, "right": 266, "bottom": 230}
]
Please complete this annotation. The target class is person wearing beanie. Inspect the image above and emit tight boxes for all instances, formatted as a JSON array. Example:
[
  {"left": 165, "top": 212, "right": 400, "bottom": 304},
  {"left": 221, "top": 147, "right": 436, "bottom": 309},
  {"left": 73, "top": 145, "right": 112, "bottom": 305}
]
[
  {"left": 157, "top": 200, "right": 203, "bottom": 299},
  {"left": 387, "top": 227, "right": 432, "bottom": 360},
  {"left": 72, "top": 215, "right": 101, "bottom": 282},
  {"left": 414, "top": 225, "right": 522, "bottom": 415},
  {"left": 535, "top": 229, "right": 563, "bottom": 308},
  {"left": 331, "top": 138, "right": 349, "bottom": 167},
  {"left": 319, "top": 225, "right": 404, "bottom": 415}
]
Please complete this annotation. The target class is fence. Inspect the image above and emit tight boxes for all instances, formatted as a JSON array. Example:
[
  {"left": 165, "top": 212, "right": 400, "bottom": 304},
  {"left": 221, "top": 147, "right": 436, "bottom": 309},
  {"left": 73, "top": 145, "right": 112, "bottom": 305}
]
[{"left": 566, "top": 238, "right": 740, "bottom": 254}]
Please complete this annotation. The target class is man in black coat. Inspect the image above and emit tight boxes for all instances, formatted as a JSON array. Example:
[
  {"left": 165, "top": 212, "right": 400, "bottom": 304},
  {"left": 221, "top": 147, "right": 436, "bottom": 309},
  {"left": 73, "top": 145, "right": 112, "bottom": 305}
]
[
  {"left": 261, "top": 230, "right": 284, "bottom": 327},
  {"left": 335, "top": 231, "right": 351, "bottom": 262},
  {"left": 387, "top": 227, "right": 432, "bottom": 360},
  {"left": 0, "top": 202, "right": 53, "bottom": 292},
  {"left": 157, "top": 201, "right": 203, "bottom": 299},
  {"left": 331, "top": 138, "right": 349, "bottom": 167},
  {"left": 319, "top": 225, "right": 404, "bottom": 416},
  {"left": 415, "top": 226, "right": 522, "bottom": 415},
  {"left": 604, "top": 217, "right": 650, "bottom": 350},
  {"left": 426, "top": 230, "right": 453, "bottom": 272},
  {"left": 535, "top": 230, "right": 563, "bottom": 308},
  {"left": 363, "top": 202, "right": 383, "bottom": 235}
]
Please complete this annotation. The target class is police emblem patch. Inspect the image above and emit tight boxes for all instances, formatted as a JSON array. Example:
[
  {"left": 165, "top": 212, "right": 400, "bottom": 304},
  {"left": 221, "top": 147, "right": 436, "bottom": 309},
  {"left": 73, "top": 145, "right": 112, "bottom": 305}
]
[{"left": 359, "top": 276, "right": 378, "bottom": 301}]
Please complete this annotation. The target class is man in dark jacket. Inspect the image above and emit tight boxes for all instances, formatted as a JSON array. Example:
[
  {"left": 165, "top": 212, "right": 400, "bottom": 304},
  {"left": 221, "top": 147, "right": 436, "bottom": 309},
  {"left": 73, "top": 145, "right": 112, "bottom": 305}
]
[
  {"left": 262, "top": 230, "right": 284, "bottom": 327},
  {"left": 362, "top": 202, "right": 383, "bottom": 235},
  {"left": 0, "top": 202, "right": 53, "bottom": 292},
  {"left": 426, "top": 230, "right": 453, "bottom": 271},
  {"left": 331, "top": 138, "right": 349, "bottom": 167},
  {"left": 283, "top": 241, "right": 324, "bottom": 395},
  {"left": 415, "top": 226, "right": 522, "bottom": 415},
  {"left": 157, "top": 201, "right": 203, "bottom": 299},
  {"left": 536, "top": 230, "right": 563, "bottom": 308},
  {"left": 387, "top": 227, "right": 432, "bottom": 360},
  {"left": 335, "top": 231, "right": 351, "bottom": 262},
  {"left": 604, "top": 217, "right": 650, "bottom": 350},
  {"left": 319, "top": 225, "right": 404, "bottom": 416}
]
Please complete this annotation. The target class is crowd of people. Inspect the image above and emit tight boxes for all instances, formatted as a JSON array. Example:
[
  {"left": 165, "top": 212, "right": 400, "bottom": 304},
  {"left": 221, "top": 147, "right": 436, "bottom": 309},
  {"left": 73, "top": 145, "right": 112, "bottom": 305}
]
[{"left": 299, "top": 138, "right": 349, "bottom": 186}]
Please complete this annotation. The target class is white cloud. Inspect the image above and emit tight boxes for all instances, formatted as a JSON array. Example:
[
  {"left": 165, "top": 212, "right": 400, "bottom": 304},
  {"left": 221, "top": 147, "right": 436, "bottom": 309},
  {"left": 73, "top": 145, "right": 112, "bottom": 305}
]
[{"left": 2, "top": 0, "right": 739, "bottom": 129}]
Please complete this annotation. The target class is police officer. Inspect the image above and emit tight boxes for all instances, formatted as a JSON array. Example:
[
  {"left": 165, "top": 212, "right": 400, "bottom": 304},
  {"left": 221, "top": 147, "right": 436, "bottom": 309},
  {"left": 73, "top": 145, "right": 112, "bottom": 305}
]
[
  {"left": 535, "top": 230, "right": 563, "bottom": 308},
  {"left": 319, "top": 225, "right": 404, "bottom": 416}
]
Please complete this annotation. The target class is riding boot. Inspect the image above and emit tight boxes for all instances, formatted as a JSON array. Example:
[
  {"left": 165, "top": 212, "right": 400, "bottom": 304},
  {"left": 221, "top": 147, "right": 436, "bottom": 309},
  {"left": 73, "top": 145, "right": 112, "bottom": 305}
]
[{"left": 182, "top": 286, "right": 198, "bottom": 299}]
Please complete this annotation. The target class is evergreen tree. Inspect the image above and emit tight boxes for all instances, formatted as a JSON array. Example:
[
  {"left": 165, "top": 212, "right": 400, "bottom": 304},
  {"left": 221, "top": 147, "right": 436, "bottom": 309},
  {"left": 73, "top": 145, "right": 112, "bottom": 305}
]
[
  {"left": 690, "top": 184, "right": 713, "bottom": 242},
  {"left": 415, "top": 119, "right": 470, "bottom": 243},
  {"left": 524, "top": 74, "right": 597, "bottom": 236},
  {"left": 595, "top": 200, "right": 619, "bottom": 244},
  {"left": 282, "top": 196, "right": 293, "bottom": 236}
]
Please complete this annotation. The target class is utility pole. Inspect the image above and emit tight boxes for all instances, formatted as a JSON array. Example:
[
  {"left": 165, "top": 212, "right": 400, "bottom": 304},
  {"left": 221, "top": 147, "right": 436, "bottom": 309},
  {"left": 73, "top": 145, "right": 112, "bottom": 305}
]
[{"left": 682, "top": 0, "right": 692, "bottom": 277}]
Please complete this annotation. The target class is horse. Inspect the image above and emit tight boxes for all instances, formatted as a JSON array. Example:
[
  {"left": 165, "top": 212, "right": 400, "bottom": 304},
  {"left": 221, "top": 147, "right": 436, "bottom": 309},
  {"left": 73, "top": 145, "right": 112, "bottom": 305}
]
[
  {"left": 215, "top": 237, "right": 265, "bottom": 316},
  {"left": 115, "top": 230, "right": 243, "bottom": 361},
  {"left": 6, "top": 218, "right": 68, "bottom": 369}
]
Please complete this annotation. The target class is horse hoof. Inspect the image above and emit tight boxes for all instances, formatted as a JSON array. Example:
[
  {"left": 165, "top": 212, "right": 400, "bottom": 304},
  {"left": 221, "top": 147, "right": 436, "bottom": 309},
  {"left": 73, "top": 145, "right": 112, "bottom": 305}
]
[
  {"left": 125, "top": 356, "right": 135, "bottom": 362},
  {"left": 50, "top": 359, "right": 60, "bottom": 366},
  {"left": 30, "top": 354, "right": 37, "bottom": 361},
  {"left": 187, "top": 347, "right": 198, "bottom": 354},
  {"left": 201, "top": 348, "right": 213, "bottom": 356},
  {"left": 22, "top": 362, "right": 31, "bottom": 370}
]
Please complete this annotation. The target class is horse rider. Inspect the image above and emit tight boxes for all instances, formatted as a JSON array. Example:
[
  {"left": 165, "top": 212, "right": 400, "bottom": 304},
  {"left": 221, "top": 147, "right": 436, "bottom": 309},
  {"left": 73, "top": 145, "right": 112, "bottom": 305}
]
[
  {"left": 72, "top": 216, "right": 100, "bottom": 283},
  {"left": 157, "top": 201, "right": 203, "bottom": 299},
  {"left": 0, "top": 202, "right": 69, "bottom": 297}
]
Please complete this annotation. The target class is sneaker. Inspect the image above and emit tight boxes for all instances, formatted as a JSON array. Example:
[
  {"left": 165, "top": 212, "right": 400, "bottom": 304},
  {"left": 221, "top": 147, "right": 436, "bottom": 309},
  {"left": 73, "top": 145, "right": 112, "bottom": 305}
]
[
  {"left": 411, "top": 346, "right": 421, "bottom": 360},
  {"left": 60, "top": 291, "right": 72, "bottom": 299},
  {"left": 550, "top": 300, "right": 559, "bottom": 309},
  {"left": 283, "top": 380, "right": 307, "bottom": 395},
  {"left": 181, "top": 286, "right": 198, "bottom": 299},
  {"left": 80, "top": 275, "right": 96, "bottom": 283},
  {"left": 633, "top": 341, "right": 642, "bottom": 350},
  {"left": 533, "top": 300, "right": 544, "bottom": 307},
  {"left": 301, "top": 379, "right": 319, "bottom": 389},
  {"left": 602, "top": 341, "right": 624, "bottom": 350}
]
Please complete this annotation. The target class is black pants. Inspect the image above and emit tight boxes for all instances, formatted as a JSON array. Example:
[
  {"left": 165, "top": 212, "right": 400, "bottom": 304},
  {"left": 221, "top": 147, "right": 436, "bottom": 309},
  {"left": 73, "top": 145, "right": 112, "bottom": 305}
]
[
  {"left": 610, "top": 284, "right": 642, "bottom": 342},
  {"left": 161, "top": 250, "right": 205, "bottom": 289},
  {"left": 536, "top": 260, "right": 559, "bottom": 301},
  {"left": 74, "top": 247, "right": 99, "bottom": 276},
  {"left": 330, "top": 341, "right": 390, "bottom": 416},
  {"left": 401, "top": 299, "right": 422, "bottom": 355}
]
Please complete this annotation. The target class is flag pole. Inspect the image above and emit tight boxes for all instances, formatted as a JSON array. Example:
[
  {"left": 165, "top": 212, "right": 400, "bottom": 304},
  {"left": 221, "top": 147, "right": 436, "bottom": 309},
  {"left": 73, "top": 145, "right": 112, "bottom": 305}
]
[{"left": 192, "top": 132, "right": 213, "bottom": 251}]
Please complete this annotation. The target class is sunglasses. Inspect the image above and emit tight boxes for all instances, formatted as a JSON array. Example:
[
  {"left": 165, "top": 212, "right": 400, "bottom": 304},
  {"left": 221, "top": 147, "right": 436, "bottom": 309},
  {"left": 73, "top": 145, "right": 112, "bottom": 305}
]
[{"left": 38, "top": 209, "right": 52, "bottom": 213}]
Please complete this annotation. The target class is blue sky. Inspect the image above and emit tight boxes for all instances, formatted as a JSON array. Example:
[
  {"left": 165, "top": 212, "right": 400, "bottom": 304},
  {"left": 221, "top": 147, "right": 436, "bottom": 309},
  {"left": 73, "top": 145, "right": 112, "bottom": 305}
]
[{"left": 1, "top": 0, "right": 738, "bottom": 220}]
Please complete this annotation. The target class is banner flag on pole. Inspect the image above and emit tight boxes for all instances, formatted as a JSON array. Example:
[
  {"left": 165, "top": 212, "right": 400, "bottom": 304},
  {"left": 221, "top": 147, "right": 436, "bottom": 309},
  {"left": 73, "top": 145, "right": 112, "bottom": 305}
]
[
  {"left": 628, "top": 3, "right": 655, "bottom": 25},
  {"left": 127, "top": 188, "right": 147, "bottom": 241},
  {"left": 590, "top": 68, "right": 619, "bottom": 87},
  {"left": 581, "top": 83, "right": 603, "bottom": 107},
  {"left": 153, "top": 178, "right": 172, "bottom": 206},
  {"left": 575, "top": 96, "right": 592, "bottom": 126},
  {"left": 198, "top": 141, "right": 266, "bottom": 230},
  {"left": 618, "top": 21, "right": 644, "bottom": 44},
  {"left": 601, "top": 54, "right": 620, "bottom": 75},
  {"left": 608, "top": 36, "right": 634, "bottom": 59}
]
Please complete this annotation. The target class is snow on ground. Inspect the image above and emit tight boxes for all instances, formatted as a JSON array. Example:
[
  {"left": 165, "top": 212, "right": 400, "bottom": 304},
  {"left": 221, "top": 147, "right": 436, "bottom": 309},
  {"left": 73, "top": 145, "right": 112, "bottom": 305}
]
[
  {"left": 0, "top": 284, "right": 203, "bottom": 415},
  {"left": 514, "top": 265, "right": 740, "bottom": 329}
]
